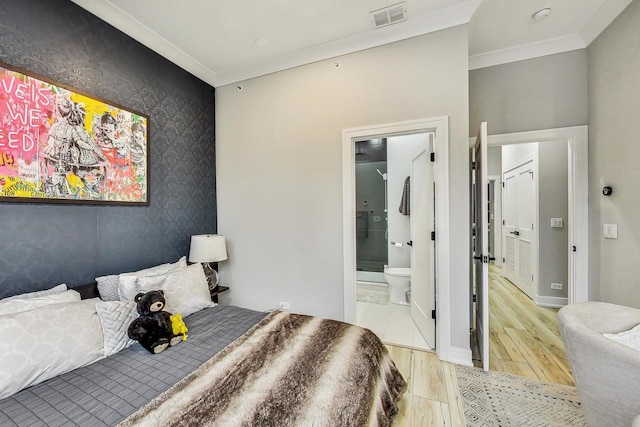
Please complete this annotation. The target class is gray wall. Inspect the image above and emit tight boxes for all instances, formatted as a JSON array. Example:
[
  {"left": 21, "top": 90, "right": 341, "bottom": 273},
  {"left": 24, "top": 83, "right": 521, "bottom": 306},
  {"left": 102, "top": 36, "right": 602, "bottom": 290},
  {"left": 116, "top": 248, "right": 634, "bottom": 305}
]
[
  {"left": 0, "top": 0, "right": 216, "bottom": 298},
  {"left": 470, "top": 50, "right": 588, "bottom": 136},
  {"left": 588, "top": 0, "right": 640, "bottom": 307},
  {"left": 355, "top": 162, "right": 387, "bottom": 269},
  {"left": 538, "top": 141, "right": 569, "bottom": 299}
]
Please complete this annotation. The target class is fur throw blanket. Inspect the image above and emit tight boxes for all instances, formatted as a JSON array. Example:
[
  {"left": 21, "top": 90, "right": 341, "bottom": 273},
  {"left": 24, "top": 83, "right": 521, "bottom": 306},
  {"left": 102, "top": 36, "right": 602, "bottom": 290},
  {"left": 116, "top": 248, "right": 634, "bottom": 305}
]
[{"left": 118, "top": 310, "right": 407, "bottom": 427}]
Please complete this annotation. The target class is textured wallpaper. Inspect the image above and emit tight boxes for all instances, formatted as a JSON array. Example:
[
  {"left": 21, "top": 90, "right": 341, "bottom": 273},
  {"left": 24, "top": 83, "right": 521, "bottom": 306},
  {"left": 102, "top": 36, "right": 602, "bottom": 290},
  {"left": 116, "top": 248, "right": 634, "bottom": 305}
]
[{"left": 0, "top": 0, "right": 217, "bottom": 298}]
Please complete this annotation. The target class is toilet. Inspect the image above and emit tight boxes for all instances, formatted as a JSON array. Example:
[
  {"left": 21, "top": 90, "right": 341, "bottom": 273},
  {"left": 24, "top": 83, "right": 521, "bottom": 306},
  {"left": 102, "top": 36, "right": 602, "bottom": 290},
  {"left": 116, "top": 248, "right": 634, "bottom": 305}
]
[{"left": 383, "top": 267, "right": 411, "bottom": 305}]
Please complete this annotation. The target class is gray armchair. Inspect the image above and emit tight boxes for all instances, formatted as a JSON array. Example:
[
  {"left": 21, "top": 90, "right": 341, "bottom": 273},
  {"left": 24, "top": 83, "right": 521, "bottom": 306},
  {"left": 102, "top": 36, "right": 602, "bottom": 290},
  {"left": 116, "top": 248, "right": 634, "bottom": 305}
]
[{"left": 558, "top": 302, "right": 640, "bottom": 427}]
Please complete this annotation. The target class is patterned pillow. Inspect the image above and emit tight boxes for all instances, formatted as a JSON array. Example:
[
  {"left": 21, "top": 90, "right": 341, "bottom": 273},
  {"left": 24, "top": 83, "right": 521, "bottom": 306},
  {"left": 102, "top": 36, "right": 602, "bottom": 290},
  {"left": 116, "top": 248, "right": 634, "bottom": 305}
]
[
  {"left": 0, "top": 290, "right": 81, "bottom": 316},
  {"left": 118, "top": 256, "right": 188, "bottom": 301},
  {"left": 95, "top": 300, "right": 139, "bottom": 357},
  {"left": 0, "top": 299, "right": 104, "bottom": 399},
  {"left": 2, "top": 283, "right": 67, "bottom": 301},
  {"left": 136, "top": 262, "right": 213, "bottom": 317},
  {"left": 96, "top": 275, "right": 120, "bottom": 301}
]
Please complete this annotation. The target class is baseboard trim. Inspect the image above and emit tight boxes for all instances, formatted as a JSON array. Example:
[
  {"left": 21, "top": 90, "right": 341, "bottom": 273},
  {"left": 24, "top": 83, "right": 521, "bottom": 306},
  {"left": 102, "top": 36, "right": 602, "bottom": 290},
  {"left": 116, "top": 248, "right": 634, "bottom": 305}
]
[
  {"left": 440, "top": 346, "right": 473, "bottom": 366},
  {"left": 535, "top": 295, "right": 568, "bottom": 308}
]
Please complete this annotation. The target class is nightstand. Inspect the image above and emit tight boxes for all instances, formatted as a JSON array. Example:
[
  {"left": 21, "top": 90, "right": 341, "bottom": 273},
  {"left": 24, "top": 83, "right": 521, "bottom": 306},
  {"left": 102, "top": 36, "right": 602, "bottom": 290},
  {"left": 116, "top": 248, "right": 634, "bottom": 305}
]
[{"left": 210, "top": 285, "right": 229, "bottom": 303}]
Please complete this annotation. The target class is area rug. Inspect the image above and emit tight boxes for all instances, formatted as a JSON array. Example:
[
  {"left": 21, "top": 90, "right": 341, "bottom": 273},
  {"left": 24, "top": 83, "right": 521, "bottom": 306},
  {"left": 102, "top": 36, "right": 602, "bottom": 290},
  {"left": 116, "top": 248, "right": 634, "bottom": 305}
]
[
  {"left": 356, "top": 282, "right": 389, "bottom": 305},
  {"left": 455, "top": 365, "right": 586, "bottom": 426}
]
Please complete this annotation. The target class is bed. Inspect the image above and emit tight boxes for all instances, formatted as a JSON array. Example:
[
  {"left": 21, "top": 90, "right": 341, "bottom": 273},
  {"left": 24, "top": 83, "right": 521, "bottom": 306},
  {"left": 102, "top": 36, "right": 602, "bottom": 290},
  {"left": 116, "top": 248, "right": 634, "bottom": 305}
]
[{"left": 0, "top": 261, "right": 406, "bottom": 427}]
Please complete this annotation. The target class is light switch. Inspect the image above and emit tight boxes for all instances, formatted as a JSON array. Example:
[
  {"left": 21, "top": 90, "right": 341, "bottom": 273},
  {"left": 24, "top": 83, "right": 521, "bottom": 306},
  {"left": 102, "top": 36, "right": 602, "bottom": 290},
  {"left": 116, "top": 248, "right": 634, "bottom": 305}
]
[
  {"left": 603, "top": 224, "right": 618, "bottom": 239},
  {"left": 551, "top": 218, "right": 564, "bottom": 228}
]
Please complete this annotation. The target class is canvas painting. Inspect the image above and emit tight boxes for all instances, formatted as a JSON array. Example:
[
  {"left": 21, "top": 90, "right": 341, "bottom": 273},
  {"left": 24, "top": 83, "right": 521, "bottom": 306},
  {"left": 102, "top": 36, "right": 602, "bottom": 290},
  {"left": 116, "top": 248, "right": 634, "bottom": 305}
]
[{"left": 0, "top": 62, "right": 149, "bottom": 205}]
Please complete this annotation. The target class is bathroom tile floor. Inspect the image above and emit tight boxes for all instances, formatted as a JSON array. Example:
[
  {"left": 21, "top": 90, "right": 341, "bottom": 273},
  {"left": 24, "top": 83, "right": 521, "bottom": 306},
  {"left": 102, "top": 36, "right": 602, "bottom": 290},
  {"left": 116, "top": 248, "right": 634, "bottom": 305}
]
[{"left": 357, "top": 301, "right": 431, "bottom": 351}]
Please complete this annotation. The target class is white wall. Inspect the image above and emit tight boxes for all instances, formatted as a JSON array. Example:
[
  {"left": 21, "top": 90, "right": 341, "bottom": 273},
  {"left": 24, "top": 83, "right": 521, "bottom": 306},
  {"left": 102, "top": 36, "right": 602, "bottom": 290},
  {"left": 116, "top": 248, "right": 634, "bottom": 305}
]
[
  {"left": 588, "top": 0, "right": 640, "bottom": 306},
  {"left": 216, "top": 25, "right": 470, "bottom": 351},
  {"left": 387, "top": 134, "right": 428, "bottom": 268}
]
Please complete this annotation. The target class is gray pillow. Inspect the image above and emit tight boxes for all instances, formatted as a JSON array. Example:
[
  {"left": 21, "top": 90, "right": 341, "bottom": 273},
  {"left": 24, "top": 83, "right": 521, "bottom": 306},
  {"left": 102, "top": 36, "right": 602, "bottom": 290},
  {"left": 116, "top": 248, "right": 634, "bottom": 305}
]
[{"left": 96, "top": 275, "right": 120, "bottom": 301}]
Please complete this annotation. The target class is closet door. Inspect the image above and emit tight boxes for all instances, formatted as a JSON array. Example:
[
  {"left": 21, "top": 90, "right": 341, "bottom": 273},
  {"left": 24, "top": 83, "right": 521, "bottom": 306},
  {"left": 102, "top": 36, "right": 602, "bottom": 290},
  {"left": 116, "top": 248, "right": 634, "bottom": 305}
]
[{"left": 502, "top": 159, "right": 536, "bottom": 299}]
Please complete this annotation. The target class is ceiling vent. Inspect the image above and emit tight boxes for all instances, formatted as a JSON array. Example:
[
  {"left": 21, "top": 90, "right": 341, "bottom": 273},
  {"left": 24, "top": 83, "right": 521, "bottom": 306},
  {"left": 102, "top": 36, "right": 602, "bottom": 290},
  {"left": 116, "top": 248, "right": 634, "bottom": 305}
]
[{"left": 371, "top": 2, "right": 407, "bottom": 28}]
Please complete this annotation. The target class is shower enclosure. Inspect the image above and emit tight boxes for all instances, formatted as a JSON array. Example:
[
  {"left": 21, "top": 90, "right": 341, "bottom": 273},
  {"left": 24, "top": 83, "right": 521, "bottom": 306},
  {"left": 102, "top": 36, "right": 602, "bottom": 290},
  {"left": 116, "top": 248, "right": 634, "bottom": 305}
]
[{"left": 355, "top": 139, "right": 387, "bottom": 283}]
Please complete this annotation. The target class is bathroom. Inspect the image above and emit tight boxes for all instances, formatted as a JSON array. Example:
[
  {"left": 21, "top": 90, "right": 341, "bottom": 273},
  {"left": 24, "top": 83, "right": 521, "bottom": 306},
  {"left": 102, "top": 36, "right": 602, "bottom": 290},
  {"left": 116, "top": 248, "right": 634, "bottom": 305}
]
[{"left": 355, "top": 133, "right": 431, "bottom": 350}]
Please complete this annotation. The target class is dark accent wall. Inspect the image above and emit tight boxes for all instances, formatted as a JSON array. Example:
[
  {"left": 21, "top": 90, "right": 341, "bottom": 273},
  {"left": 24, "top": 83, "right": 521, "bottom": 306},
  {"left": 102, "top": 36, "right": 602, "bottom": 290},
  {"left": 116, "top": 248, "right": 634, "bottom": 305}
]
[{"left": 0, "top": 0, "right": 216, "bottom": 298}]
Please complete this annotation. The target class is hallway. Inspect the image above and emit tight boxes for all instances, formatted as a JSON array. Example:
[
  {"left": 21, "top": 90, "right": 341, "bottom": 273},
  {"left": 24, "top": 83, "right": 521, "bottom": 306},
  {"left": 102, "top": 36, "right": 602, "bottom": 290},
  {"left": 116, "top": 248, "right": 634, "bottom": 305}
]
[{"left": 475, "top": 264, "right": 575, "bottom": 386}]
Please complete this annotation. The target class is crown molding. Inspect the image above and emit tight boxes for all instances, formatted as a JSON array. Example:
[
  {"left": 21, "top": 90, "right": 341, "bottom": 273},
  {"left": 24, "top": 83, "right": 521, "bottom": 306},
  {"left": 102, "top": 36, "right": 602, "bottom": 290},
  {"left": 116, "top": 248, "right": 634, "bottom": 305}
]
[
  {"left": 469, "top": 0, "right": 632, "bottom": 71},
  {"left": 71, "top": 0, "right": 220, "bottom": 86},
  {"left": 580, "top": 0, "right": 633, "bottom": 46},
  {"left": 72, "top": 0, "right": 481, "bottom": 87},
  {"left": 469, "top": 34, "right": 586, "bottom": 70},
  {"left": 216, "top": 0, "right": 482, "bottom": 86}
]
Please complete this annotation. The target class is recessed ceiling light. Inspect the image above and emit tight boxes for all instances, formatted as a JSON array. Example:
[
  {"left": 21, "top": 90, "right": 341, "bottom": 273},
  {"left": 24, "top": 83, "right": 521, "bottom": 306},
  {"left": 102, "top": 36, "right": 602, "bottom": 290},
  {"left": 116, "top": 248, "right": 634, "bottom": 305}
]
[
  {"left": 532, "top": 8, "right": 551, "bottom": 22},
  {"left": 255, "top": 38, "right": 270, "bottom": 47}
]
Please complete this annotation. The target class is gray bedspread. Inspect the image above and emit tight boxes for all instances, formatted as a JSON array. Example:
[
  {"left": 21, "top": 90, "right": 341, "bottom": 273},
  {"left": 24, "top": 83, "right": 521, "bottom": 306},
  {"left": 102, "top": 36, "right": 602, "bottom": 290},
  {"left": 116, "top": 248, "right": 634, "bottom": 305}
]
[{"left": 0, "top": 305, "right": 267, "bottom": 427}]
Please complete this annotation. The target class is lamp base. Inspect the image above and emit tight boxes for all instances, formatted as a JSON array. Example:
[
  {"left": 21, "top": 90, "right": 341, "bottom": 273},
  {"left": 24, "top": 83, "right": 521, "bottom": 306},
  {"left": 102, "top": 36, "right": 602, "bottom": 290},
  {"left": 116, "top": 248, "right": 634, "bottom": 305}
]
[{"left": 201, "top": 262, "right": 219, "bottom": 291}]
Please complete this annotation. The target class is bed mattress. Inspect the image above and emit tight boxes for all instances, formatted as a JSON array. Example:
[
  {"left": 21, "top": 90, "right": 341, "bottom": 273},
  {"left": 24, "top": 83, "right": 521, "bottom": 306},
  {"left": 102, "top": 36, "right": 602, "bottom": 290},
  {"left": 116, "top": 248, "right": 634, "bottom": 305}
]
[{"left": 0, "top": 305, "right": 267, "bottom": 427}]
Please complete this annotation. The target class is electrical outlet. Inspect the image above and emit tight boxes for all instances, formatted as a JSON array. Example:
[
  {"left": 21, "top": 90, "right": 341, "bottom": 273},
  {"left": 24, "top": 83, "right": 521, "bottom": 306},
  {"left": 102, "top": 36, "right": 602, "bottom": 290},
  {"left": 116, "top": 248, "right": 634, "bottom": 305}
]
[
  {"left": 278, "top": 301, "right": 290, "bottom": 310},
  {"left": 551, "top": 283, "right": 563, "bottom": 290}
]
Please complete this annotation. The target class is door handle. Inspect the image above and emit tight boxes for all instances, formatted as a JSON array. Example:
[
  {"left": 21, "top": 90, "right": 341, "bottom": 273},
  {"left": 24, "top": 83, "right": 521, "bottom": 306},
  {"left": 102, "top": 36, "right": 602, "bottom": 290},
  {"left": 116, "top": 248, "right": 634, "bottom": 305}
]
[
  {"left": 473, "top": 255, "right": 483, "bottom": 260},
  {"left": 510, "top": 231, "right": 520, "bottom": 236}
]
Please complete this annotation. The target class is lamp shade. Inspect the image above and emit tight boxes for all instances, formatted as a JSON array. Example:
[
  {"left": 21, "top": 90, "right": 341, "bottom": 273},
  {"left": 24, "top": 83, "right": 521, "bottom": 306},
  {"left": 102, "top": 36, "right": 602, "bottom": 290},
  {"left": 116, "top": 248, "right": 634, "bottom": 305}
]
[{"left": 189, "top": 234, "right": 227, "bottom": 263}]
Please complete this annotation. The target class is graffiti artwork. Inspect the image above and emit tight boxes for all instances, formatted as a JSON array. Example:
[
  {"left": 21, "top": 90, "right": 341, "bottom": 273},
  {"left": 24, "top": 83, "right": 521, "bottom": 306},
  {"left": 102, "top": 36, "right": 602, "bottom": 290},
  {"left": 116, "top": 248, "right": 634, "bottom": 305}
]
[{"left": 0, "top": 62, "right": 149, "bottom": 205}]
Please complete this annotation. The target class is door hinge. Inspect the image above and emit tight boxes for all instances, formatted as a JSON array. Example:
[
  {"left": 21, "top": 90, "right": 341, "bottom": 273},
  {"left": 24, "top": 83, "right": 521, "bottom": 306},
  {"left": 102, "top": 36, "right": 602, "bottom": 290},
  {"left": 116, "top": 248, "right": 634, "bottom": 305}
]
[
  {"left": 502, "top": 257, "right": 505, "bottom": 263},
  {"left": 471, "top": 161, "right": 477, "bottom": 170},
  {"left": 502, "top": 182, "right": 505, "bottom": 187},
  {"left": 430, "top": 152, "right": 435, "bottom": 162},
  {"left": 532, "top": 274, "right": 534, "bottom": 281},
  {"left": 502, "top": 220, "right": 505, "bottom": 225},
  {"left": 431, "top": 309, "right": 436, "bottom": 320},
  {"left": 572, "top": 245, "right": 577, "bottom": 252},
  {"left": 431, "top": 231, "right": 435, "bottom": 241},
  {"left": 473, "top": 294, "right": 477, "bottom": 303}
]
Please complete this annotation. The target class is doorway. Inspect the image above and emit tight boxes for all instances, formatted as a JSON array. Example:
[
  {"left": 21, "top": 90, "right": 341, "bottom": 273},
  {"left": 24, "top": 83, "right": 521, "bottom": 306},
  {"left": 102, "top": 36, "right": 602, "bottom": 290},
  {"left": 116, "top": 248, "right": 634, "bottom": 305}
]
[
  {"left": 343, "top": 117, "right": 451, "bottom": 357},
  {"left": 353, "top": 134, "right": 432, "bottom": 350},
  {"left": 470, "top": 125, "right": 589, "bottom": 376}
]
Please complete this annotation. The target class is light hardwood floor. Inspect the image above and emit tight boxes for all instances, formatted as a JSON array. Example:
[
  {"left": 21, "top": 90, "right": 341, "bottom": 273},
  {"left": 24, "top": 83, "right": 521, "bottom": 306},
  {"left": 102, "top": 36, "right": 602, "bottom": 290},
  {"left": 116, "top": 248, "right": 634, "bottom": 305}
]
[
  {"left": 482, "top": 263, "right": 575, "bottom": 386},
  {"left": 387, "top": 345, "right": 465, "bottom": 427}
]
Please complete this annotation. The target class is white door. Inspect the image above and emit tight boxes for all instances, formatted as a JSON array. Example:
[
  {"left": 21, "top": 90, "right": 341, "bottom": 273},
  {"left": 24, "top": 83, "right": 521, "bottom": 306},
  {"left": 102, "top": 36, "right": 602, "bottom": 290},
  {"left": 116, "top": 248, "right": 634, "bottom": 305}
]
[
  {"left": 410, "top": 148, "right": 435, "bottom": 349},
  {"left": 473, "top": 122, "right": 489, "bottom": 372},
  {"left": 502, "top": 159, "right": 537, "bottom": 299}
]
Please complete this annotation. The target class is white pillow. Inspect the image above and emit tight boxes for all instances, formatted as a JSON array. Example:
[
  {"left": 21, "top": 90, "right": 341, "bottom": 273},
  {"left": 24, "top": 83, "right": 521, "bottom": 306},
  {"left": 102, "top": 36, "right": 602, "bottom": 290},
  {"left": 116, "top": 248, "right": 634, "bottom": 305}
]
[
  {"left": 118, "top": 256, "right": 188, "bottom": 301},
  {"left": 2, "top": 284, "right": 67, "bottom": 301},
  {"left": 95, "top": 301, "right": 139, "bottom": 357},
  {"left": 604, "top": 324, "right": 640, "bottom": 351},
  {"left": 136, "top": 262, "right": 213, "bottom": 317},
  {"left": 0, "top": 298, "right": 105, "bottom": 399},
  {"left": 0, "top": 290, "right": 81, "bottom": 316}
]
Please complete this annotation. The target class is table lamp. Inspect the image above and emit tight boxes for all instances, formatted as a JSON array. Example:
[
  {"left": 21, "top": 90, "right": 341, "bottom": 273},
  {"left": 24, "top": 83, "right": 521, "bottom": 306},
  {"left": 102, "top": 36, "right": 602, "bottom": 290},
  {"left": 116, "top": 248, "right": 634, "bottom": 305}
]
[{"left": 188, "top": 234, "right": 227, "bottom": 290}]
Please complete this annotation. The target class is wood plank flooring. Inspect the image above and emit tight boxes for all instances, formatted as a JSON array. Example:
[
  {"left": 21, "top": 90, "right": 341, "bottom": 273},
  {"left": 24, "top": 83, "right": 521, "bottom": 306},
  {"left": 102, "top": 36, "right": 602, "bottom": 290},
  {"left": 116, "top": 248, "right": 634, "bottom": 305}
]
[
  {"left": 387, "top": 345, "right": 465, "bottom": 426},
  {"left": 481, "top": 264, "right": 575, "bottom": 386}
]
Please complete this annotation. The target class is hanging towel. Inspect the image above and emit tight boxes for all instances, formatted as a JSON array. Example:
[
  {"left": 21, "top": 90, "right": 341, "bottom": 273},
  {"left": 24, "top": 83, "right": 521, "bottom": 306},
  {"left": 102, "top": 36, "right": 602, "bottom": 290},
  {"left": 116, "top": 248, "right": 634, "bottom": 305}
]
[
  {"left": 356, "top": 211, "right": 369, "bottom": 239},
  {"left": 399, "top": 176, "right": 410, "bottom": 215}
]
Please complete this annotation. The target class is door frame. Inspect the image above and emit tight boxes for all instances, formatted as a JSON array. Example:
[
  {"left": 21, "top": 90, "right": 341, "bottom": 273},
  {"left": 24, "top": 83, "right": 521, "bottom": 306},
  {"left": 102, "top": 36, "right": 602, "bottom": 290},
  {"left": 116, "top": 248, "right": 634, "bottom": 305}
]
[
  {"left": 472, "top": 125, "right": 589, "bottom": 304},
  {"left": 487, "top": 175, "right": 502, "bottom": 267},
  {"left": 342, "top": 117, "right": 451, "bottom": 356}
]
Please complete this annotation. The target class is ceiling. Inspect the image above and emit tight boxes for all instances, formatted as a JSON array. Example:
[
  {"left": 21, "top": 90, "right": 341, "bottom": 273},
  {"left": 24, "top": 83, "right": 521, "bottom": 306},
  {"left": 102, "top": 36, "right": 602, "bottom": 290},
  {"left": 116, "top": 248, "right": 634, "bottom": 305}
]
[{"left": 71, "top": 0, "right": 632, "bottom": 87}]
